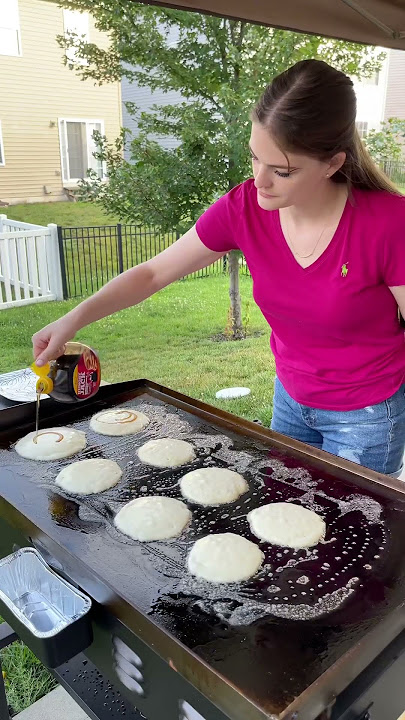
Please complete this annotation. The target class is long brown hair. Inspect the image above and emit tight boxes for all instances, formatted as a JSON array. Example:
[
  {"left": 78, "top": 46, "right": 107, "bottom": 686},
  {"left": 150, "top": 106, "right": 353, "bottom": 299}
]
[{"left": 252, "top": 59, "right": 400, "bottom": 195}]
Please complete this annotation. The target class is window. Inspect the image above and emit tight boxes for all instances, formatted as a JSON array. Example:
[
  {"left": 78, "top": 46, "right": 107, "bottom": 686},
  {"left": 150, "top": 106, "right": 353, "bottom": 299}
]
[
  {"left": 63, "top": 9, "right": 89, "bottom": 64},
  {"left": 59, "top": 119, "right": 105, "bottom": 182},
  {"left": 0, "top": 0, "right": 21, "bottom": 56},
  {"left": 356, "top": 121, "right": 369, "bottom": 139},
  {"left": 0, "top": 122, "right": 5, "bottom": 166}
]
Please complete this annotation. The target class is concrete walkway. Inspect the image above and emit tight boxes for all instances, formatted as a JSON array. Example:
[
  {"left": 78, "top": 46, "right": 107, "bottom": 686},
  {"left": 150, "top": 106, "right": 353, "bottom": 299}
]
[{"left": 16, "top": 686, "right": 90, "bottom": 720}]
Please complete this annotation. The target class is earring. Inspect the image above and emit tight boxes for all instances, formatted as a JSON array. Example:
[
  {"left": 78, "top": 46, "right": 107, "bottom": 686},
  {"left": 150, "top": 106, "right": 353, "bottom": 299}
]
[{"left": 326, "top": 173, "right": 330, "bottom": 177}]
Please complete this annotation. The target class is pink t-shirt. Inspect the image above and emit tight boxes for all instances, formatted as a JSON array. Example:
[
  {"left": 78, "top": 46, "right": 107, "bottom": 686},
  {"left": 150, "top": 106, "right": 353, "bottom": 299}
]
[{"left": 195, "top": 178, "right": 405, "bottom": 411}]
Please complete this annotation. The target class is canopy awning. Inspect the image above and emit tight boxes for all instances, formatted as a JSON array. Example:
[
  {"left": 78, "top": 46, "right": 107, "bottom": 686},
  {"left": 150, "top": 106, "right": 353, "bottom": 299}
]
[{"left": 135, "top": 0, "right": 405, "bottom": 50}]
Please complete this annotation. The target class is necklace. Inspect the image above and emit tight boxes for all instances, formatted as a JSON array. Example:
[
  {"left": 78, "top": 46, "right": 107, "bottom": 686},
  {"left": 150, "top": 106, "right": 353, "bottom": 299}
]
[{"left": 284, "top": 214, "right": 329, "bottom": 259}]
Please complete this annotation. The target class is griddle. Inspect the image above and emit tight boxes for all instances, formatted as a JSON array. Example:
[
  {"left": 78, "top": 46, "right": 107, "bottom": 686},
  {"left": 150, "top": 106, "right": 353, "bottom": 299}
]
[{"left": 1, "top": 379, "right": 405, "bottom": 720}]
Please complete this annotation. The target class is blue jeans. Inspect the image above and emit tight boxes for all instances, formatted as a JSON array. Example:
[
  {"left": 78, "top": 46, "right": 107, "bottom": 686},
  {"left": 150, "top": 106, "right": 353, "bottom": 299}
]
[{"left": 271, "top": 378, "right": 405, "bottom": 477}]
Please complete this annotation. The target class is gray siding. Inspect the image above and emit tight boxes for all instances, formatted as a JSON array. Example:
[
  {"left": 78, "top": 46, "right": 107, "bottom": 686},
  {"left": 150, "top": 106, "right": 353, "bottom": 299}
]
[
  {"left": 121, "top": 76, "right": 183, "bottom": 157},
  {"left": 121, "top": 24, "right": 192, "bottom": 159}
]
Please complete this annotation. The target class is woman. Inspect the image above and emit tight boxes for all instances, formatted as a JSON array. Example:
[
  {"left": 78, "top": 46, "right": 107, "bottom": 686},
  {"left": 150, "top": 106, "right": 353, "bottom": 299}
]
[{"left": 33, "top": 60, "right": 405, "bottom": 476}]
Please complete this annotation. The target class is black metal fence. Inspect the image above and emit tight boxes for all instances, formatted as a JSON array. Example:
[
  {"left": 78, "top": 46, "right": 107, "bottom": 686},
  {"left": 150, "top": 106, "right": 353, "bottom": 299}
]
[
  {"left": 57, "top": 224, "right": 249, "bottom": 299},
  {"left": 382, "top": 160, "right": 405, "bottom": 187}
]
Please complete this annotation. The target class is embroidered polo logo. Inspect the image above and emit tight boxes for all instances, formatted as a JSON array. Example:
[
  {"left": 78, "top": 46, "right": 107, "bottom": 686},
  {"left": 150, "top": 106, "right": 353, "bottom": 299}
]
[{"left": 341, "top": 262, "right": 349, "bottom": 277}]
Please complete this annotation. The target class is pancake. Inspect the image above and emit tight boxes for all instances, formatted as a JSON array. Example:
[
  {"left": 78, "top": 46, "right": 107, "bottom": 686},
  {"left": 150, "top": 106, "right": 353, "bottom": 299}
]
[
  {"left": 187, "top": 533, "right": 263, "bottom": 583},
  {"left": 90, "top": 408, "right": 149, "bottom": 436},
  {"left": 114, "top": 496, "right": 192, "bottom": 541},
  {"left": 15, "top": 427, "right": 86, "bottom": 461},
  {"left": 55, "top": 458, "right": 122, "bottom": 495},
  {"left": 179, "top": 467, "right": 248, "bottom": 505},
  {"left": 137, "top": 438, "right": 195, "bottom": 468},
  {"left": 247, "top": 502, "right": 326, "bottom": 549}
]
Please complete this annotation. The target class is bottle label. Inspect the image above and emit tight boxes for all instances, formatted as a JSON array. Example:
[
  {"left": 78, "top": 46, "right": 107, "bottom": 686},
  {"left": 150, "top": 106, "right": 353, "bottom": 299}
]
[{"left": 73, "top": 348, "right": 101, "bottom": 399}]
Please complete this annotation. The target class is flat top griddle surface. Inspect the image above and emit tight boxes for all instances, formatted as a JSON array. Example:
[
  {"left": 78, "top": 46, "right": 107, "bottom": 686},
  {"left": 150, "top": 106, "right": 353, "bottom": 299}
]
[{"left": 1, "top": 380, "right": 405, "bottom": 719}]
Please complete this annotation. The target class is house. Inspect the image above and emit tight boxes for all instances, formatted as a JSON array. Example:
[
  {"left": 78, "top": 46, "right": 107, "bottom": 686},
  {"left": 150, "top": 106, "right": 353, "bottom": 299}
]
[
  {"left": 384, "top": 50, "right": 405, "bottom": 123},
  {"left": 352, "top": 62, "right": 389, "bottom": 139},
  {"left": 122, "top": 76, "right": 183, "bottom": 158},
  {"left": 0, "top": 0, "right": 122, "bottom": 205},
  {"left": 121, "top": 24, "right": 183, "bottom": 159},
  {"left": 353, "top": 48, "right": 405, "bottom": 138}
]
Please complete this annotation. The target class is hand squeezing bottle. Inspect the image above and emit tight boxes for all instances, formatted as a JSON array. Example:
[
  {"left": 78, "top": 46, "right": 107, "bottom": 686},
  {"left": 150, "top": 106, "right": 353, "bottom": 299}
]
[
  {"left": 32, "top": 342, "right": 101, "bottom": 403},
  {"left": 31, "top": 342, "right": 101, "bottom": 438}
]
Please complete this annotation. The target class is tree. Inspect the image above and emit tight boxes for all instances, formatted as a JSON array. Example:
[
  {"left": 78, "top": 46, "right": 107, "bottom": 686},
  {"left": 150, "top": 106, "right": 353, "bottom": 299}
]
[
  {"left": 59, "top": 1, "right": 384, "bottom": 338},
  {"left": 364, "top": 117, "right": 405, "bottom": 164}
]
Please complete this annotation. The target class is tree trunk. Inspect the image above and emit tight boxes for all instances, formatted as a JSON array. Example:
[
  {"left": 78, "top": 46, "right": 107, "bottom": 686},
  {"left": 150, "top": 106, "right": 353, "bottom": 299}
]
[
  {"left": 228, "top": 250, "right": 244, "bottom": 339},
  {"left": 227, "top": 158, "right": 244, "bottom": 339}
]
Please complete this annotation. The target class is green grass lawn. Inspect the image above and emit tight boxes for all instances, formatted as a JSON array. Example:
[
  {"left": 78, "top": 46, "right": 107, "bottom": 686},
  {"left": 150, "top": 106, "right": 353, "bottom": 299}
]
[
  {"left": 1, "top": 275, "right": 275, "bottom": 424},
  {"left": 4, "top": 201, "right": 119, "bottom": 227},
  {"left": 0, "top": 274, "right": 274, "bottom": 713}
]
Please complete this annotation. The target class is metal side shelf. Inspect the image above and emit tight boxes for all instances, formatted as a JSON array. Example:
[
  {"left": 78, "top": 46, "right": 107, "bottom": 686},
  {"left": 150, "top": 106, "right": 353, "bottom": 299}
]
[
  {"left": 0, "top": 622, "right": 144, "bottom": 720},
  {"left": 53, "top": 654, "right": 146, "bottom": 720}
]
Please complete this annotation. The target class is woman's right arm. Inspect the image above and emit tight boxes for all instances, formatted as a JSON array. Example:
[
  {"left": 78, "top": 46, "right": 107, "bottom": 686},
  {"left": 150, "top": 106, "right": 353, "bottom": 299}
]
[{"left": 32, "top": 226, "right": 225, "bottom": 365}]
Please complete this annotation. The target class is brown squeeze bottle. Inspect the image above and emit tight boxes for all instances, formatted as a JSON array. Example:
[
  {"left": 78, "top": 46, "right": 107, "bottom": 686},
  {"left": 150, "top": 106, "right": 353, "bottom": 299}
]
[{"left": 31, "top": 342, "right": 101, "bottom": 403}]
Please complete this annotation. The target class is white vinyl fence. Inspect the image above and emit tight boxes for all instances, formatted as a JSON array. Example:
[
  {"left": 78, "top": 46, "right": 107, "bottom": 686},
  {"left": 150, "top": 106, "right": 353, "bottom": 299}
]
[{"left": 0, "top": 215, "right": 63, "bottom": 309}]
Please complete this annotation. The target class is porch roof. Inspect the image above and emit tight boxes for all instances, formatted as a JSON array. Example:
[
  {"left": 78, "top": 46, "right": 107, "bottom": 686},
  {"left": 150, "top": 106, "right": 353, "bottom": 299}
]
[{"left": 134, "top": 0, "right": 405, "bottom": 50}]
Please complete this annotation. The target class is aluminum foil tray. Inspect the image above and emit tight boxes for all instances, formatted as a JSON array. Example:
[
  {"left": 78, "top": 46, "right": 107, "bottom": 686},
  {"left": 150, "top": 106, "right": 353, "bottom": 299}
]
[{"left": 0, "top": 547, "right": 92, "bottom": 667}]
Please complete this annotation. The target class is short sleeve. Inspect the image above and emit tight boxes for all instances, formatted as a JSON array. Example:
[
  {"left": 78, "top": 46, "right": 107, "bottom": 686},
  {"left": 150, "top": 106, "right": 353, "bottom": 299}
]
[
  {"left": 381, "top": 194, "right": 405, "bottom": 286},
  {"left": 195, "top": 186, "right": 242, "bottom": 253}
]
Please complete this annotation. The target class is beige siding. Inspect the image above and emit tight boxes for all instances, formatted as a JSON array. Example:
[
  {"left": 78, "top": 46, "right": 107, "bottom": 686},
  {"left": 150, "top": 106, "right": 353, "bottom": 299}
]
[
  {"left": 0, "top": 0, "right": 121, "bottom": 204},
  {"left": 384, "top": 50, "right": 405, "bottom": 122}
]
